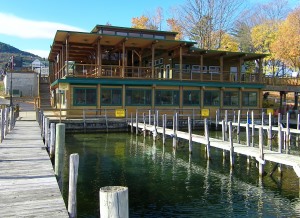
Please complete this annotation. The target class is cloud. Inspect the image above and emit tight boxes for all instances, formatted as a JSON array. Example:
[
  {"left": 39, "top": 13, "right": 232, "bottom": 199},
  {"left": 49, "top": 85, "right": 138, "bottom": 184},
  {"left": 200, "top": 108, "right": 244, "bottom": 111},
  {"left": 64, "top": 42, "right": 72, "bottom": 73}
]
[{"left": 0, "top": 13, "right": 86, "bottom": 39}]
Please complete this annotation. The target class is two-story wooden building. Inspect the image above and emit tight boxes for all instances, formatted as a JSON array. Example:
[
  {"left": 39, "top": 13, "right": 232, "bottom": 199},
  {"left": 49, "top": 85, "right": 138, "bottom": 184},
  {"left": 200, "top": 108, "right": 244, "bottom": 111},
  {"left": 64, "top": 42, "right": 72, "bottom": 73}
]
[{"left": 47, "top": 25, "right": 266, "bottom": 117}]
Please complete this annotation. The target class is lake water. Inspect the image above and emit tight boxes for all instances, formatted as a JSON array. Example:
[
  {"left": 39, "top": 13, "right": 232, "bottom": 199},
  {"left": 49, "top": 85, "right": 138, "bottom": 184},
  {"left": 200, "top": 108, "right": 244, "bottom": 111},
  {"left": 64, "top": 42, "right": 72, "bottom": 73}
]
[{"left": 62, "top": 131, "right": 300, "bottom": 217}]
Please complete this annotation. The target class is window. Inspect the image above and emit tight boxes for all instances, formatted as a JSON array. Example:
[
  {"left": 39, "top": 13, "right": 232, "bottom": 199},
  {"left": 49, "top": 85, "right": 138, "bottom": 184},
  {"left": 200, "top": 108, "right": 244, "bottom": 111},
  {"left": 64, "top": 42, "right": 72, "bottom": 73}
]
[
  {"left": 155, "top": 90, "right": 179, "bottom": 106},
  {"left": 126, "top": 89, "right": 151, "bottom": 106},
  {"left": 223, "top": 91, "right": 239, "bottom": 106},
  {"left": 101, "top": 88, "right": 122, "bottom": 106},
  {"left": 204, "top": 90, "right": 220, "bottom": 106},
  {"left": 242, "top": 92, "right": 257, "bottom": 106},
  {"left": 73, "top": 88, "right": 97, "bottom": 106},
  {"left": 183, "top": 90, "right": 200, "bottom": 106}
]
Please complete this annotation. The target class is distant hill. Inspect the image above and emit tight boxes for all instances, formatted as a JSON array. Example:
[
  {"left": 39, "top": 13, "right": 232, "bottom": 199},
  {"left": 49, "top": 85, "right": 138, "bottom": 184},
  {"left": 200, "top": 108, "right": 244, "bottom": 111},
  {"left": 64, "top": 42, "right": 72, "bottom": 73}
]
[{"left": 0, "top": 42, "right": 41, "bottom": 69}]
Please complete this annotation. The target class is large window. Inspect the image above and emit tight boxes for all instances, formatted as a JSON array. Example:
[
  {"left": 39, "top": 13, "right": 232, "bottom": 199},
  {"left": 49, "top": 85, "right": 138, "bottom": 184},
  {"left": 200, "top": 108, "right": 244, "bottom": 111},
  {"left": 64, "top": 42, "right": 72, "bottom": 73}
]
[
  {"left": 204, "top": 90, "right": 220, "bottom": 106},
  {"left": 183, "top": 90, "right": 200, "bottom": 106},
  {"left": 223, "top": 91, "right": 239, "bottom": 106},
  {"left": 73, "top": 88, "right": 97, "bottom": 106},
  {"left": 242, "top": 92, "right": 257, "bottom": 106},
  {"left": 101, "top": 88, "right": 122, "bottom": 106},
  {"left": 155, "top": 90, "right": 179, "bottom": 106},
  {"left": 126, "top": 89, "right": 151, "bottom": 106}
]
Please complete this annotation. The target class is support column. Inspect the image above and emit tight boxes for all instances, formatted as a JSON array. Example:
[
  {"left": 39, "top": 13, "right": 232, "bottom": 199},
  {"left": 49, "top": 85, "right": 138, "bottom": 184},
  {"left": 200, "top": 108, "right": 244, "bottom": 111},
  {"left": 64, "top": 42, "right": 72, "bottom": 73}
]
[
  {"left": 220, "top": 55, "right": 224, "bottom": 82},
  {"left": 97, "top": 37, "right": 102, "bottom": 77},
  {"left": 200, "top": 55, "right": 203, "bottom": 81},
  {"left": 151, "top": 43, "right": 155, "bottom": 78},
  {"left": 65, "top": 35, "right": 69, "bottom": 77},
  {"left": 122, "top": 41, "right": 126, "bottom": 78},
  {"left": 179, "top": 46, "right": 183, "bottom": 80},
  {"left": 294, "top": 92, "right": 298, "bottom": 110}
]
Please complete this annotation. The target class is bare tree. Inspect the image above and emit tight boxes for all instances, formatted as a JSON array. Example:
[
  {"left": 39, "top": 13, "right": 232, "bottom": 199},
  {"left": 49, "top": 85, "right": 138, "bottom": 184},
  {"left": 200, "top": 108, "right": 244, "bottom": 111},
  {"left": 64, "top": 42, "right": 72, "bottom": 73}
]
[{"left": 177, "top": 0, "right": 245, "bottom": 49}]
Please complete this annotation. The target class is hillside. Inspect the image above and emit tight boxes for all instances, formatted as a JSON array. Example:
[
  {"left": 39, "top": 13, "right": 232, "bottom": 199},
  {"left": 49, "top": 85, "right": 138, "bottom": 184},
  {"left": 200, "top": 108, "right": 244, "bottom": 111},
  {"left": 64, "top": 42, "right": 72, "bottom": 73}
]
[{"left": 0, "top": 42, "right": 41, "bottom": 69}]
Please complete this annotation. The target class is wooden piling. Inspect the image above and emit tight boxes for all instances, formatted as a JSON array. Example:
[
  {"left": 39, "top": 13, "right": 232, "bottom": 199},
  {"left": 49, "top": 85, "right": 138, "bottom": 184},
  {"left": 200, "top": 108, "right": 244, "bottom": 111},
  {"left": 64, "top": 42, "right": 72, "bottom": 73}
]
[
  {"left": 55, "top": 123, "right": 65, "bottom": 189},
  {"left": 44, "top": 117, "right": 49, "bottom": 148},
  {"left": 278, "top": 114, "right": 282, "bottom": 153},
  {"left": 143, "top": 113, "right": 146, "bottom": 138},
  {"left": 5, "top": 108, "right": 9, "bottom": 136},
  {"left": 215, "top": 109, "right": 219, "bottom": 130},
  {"left": 188, "top": 116, "right": 192, "bottom": 154},
  {"left": 135, "top": 111, "right": 138, "bottom": 135},
  {"left": 148, "top": 110, "right": 151, "bottom": 125},
  {"left": 172, "top": 113, "right": 177, "bottom": 149},
  {"left": 204, "top": 118, "right": 210, "bottom": 160},
  {"left": 258, "top": 127, "right": 265, "bottom": 176},
  {"left": 68, "top": 153, "right": 79, "bottom": 218},
  {"left": 251, "top": 111, "right": 255, "bottom": 147},
  {"left": 130, "top": 113, "right": 133, "bottom": 134},
  {"left": 0, "top": 109, "right": 4, "bottom": 142},
  {"left": 222, "top": 120, "right": 225, "bottom": 141},
  {"left": 237, "top": 110, "right": 241, "bottom": 144},
  {"left": 162, "top": 114, "right": 166, "bottom": 145},
  {"left": 228, "top": 121, "right": 234, "bottom": 168},
  {"left": 9, "top": 106, "right": 13, "bottom": 131},
  {"left": 268, "top": 112, "right": 272, "bottom": 150},
  {"left": 50, "top": 123, "right": 56, "bottom": 158},
  {"left": 99, "top": 186, "right": 128, "bottom": 218},
  {"left": 246, "top": 122, "right": 250, "bottom": 147}
]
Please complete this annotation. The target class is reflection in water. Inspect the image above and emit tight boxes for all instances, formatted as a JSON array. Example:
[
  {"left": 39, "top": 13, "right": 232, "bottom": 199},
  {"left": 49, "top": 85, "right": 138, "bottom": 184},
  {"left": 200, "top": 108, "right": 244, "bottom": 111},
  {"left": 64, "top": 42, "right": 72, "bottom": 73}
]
[{"left": 63, "top": 133, "right": 300, "bottom": 217}]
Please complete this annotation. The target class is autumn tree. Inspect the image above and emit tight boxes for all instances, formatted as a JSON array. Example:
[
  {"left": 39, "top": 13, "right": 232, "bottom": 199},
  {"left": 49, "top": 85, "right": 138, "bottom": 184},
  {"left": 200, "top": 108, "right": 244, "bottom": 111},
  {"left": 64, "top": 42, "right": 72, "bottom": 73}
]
[
  {"left": 271, "top": 6, "right": 300, "bottom": 72},
  {"left": 219, "top": 33, "right": 239, "bottom": 52},
  {"left": 131, "top": 15, "right": 150, "bottom": 29},
  {"left": 131, "top": 7, "right": 164, "bottom": 30},
  {"left": 166, "top": 18, "right": 184, "bottom": 40}
]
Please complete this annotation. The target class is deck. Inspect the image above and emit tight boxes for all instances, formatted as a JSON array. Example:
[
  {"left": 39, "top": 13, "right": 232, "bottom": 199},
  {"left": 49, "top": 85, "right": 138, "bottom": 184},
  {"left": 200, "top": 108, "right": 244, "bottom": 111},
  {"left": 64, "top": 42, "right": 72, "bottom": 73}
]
[{"left": 0, "top": 119, "right": 68, "bottom": 217}]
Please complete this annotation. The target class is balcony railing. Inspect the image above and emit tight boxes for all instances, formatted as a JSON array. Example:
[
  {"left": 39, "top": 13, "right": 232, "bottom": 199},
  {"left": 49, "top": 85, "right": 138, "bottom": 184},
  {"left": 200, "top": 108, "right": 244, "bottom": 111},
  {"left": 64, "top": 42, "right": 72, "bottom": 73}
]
[{"left": 52, "top": 64, "right": 263, "bottom": 84}]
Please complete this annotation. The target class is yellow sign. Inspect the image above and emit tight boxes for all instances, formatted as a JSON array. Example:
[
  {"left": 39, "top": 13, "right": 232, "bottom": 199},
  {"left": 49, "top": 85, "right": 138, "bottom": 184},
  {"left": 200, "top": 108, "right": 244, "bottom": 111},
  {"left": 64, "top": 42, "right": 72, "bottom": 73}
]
[
  {"left": 115, "top": 109, "right": 125, "bottom": 118},
  {"left": 59, "top": 83, "right": 69, "bottom": 91},
  {"left": 201, "top": 108, "right": 210, "bottom": 117},
  {"left": 267, "top": 108, "right": 274, "bottom": 115}
]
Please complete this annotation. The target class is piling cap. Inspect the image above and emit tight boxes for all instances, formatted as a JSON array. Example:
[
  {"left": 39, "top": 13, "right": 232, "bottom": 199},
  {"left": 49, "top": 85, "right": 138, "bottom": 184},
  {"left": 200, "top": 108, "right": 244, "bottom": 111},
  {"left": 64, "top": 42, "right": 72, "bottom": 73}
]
[{"left": 100, "top": 186, "right": 128, "bottom": 192}]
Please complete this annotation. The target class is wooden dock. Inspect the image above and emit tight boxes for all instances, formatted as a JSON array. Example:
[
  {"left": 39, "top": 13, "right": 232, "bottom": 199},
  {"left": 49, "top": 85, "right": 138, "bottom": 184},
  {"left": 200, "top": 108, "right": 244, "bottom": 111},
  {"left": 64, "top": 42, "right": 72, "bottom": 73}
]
[
  {"left": 130, "top": 121, "right": 300, "bottom": 179},
  {"left": 0, "top": 119, "right": 68, "bottom": 217}
]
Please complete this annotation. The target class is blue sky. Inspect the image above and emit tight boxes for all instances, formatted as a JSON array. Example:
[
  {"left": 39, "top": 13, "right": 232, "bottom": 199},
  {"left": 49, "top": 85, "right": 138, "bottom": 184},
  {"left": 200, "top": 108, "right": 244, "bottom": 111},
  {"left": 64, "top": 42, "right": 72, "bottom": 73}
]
[{"left": 0, "top": 0, "right": 298, "bottom": 58}]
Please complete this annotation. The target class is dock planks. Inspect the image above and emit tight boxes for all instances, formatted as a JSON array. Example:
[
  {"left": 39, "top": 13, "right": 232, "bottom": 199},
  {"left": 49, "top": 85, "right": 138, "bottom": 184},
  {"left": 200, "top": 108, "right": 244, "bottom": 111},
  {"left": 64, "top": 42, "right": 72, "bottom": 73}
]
[{"left": 0, "top": 120, "right": 68, "bottom": 217}]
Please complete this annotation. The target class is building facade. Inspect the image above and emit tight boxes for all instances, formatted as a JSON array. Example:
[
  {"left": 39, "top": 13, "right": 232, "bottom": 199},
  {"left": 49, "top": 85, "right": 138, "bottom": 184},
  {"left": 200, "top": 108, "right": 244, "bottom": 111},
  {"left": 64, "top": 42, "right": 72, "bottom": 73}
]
[{"left": 47, "top": 25, "right": 266, "bottom": 117}]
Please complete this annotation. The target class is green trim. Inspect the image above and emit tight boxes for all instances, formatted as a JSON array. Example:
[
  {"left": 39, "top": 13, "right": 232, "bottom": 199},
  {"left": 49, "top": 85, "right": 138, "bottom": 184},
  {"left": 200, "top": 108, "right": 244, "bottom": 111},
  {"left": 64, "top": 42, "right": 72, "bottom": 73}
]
[{"left": 52, "top": 78, "right": 264, "bottom": 89}]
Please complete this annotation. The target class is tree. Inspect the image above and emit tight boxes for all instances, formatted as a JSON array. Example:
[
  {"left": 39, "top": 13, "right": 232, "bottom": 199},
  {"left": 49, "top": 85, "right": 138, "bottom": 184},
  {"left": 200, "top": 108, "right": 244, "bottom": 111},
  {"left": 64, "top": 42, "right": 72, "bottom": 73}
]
[
  {"left": 177, "top": 0, "right": 245, "bottom": 49},
  {"left": 166, "top": 18, "right": 184, "bottom": 40},
  {"left": 131, "top": 15, "right": 150, "bottom": 29},
  {"left": 271, "top": 7, "right": 300, "bottom": 71},
  {"left": 219, "top": 33, "right": 239, "bottom": 52}
]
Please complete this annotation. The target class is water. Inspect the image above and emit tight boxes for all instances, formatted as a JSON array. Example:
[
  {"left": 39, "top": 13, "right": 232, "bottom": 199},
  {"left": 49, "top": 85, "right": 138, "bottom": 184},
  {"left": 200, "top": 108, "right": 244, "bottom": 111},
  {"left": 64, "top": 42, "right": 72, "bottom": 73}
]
[{"left": 62, "top": 132, "right": 300, "bottom": 217}]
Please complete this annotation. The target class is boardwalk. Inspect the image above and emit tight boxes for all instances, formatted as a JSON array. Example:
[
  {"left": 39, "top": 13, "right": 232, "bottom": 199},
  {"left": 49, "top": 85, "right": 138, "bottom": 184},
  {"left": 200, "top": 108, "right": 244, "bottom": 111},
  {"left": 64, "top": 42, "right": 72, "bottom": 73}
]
[
  {"left": 131, "top": 122, "right": 300, "bottom": 178},
  {"left": 0, "top": 118, "right": 68, "bottom": 217}
]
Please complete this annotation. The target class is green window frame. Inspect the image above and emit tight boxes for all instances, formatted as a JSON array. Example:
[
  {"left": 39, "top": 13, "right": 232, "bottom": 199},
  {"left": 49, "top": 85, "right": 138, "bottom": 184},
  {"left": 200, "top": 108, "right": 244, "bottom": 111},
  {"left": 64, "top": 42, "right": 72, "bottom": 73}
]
[
  {"left": 242, "top": 92, "right": 257, "bottom": 107},
  {"left": 223, "top": 91, "right": 239, "bottom": 106},
  {"left": 155, "top": 90, "right": 179, "bottom": 106},
  {"left": 183, "top": 90, "right": 200, "bottom": 106},
  {"left": 126, "top": 89, "right": 151, "bottom": 106},
  {"left": 204, "top": 90, "right": 220, "bottom": 106},
  {"left": 101, "top": 88, "right": 122, "bottom": 106},
  {"left": 73, "top": 88, "right": 97, "bottom": 106}
]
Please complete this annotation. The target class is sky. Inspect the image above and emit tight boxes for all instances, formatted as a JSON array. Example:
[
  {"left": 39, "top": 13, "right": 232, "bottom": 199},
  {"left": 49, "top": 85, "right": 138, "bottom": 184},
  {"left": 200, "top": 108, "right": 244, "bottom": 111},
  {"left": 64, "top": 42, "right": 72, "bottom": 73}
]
[{"left": 0, "top": 0, "right": 299, "bottom": 59}]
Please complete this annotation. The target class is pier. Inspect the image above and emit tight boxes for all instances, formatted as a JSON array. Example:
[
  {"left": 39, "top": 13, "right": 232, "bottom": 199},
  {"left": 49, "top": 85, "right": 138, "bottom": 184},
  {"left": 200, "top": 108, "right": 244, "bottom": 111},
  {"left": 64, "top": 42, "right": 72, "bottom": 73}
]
[
  {"left": 0, "top": 112, "right": 68, "bottom": 217},
  {"left": 129, "top": 111, "right": 300, "bottom": 182}
]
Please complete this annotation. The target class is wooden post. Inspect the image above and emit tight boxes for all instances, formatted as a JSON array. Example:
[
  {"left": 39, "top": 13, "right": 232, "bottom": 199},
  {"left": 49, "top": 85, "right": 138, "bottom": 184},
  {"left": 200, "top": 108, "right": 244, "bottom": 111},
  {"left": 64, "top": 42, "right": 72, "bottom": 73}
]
[
  {"left": 130, "top": 113, "right": 133, "bottom": 134},
  {"left": 68, "top": 153, "right": 79, "bottom": 218},
  {"left": 278, "top": 114, "right": 282, "bottom": 153},
  {"left": 286, "top": 112, "right": 290, "bottom": 152},
  {"left": 162, "top": 114, "right": 166, "bottom": 145},
  {"left": 246, "top": 121, "right": 250, "bottom": 147},
  {"left": 143, "top": 113, "right": 146, "bottom": 138},
  {"left": 5, "top": 107, "right": 9, "bottom": 136},
  {"left": 225, "top": 110, "right": 228, "bottom": 138},
  {"left": 99, "top": 186, "right": 128, "bottom": 218},
  {"left": 261, "top": 111, "right": 264, "bottom": 127},
  {"left": 9, "top": 106, "right": 13, "bottom": 131},
  {"left": 50, "top": 123, "right": 56, "bottom": 158},
  {"left": 188, "top": 116, "right": 192, "bottom": 154},
  {"left": 156, "top": 110, "right": 159, "bottom": 127},
  {"left": 228, "top": 121, "right": 234, "bottom": 168},
  {"left": 222, "top": 120, "right": 225, "bottom": 141},
  {"left": 135, "top": 111, "right": 138, "bottom": 136},
  {"left": 258, "top": 127, "right": 265, "bottom": 176},
  {"left": 215, "top": 109, "right": 219, "bottom": 130},
  {"left": 237, "top": 110, "right": 241, "bottom": 144},
  {"left": 148, "top": 110, "right": 151, "bottom": 125},
  {"left": 172, "top": 113, "right": 177, "bottom": 149},
  {"left": 44, "top": 117, "right": 49, "bottom": 148},
  {"left": 0, "top": 109, "right": 4, "bottom": 142},
  {"left": 298, "top": 113, "right": 300, "bottom": 130},
  {"left": 251, "top": 111, "right": 255, "bottom": 147},
  {"left": 233, "top": 110, "right": 236, "bottom": 123},
  {"left": 55, "top": 123, "right": 65, "bottom": 189},
  {"left": 204, "top": 118, "right": 210, "bottom": 160},
  {"left": 268, "top": 113, "right": 272, "bottom": 150}
]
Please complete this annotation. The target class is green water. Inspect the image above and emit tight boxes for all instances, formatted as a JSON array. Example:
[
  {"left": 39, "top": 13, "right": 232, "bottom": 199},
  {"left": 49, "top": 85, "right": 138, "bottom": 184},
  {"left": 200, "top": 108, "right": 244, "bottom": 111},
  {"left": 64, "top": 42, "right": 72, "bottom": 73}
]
[{"left": 62, "top": 132, "right": 300, "bottom": 217}]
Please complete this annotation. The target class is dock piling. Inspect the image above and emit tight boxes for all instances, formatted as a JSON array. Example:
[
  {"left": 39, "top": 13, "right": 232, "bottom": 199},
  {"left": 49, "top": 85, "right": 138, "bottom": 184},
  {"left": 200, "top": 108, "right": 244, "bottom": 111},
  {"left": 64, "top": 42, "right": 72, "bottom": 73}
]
[
  {"left": 188, "top": 116, "right": 192, "bottom": 154},
  {"left": 55, "top": 123, "right": 65, "bottom": 190},
  {"left": 68, "top": 153, "right": 79, "bottom": 218},
  {"left": 258, "top": 127, "right": 265, "bottom": 176},
  {"left": 204, "top": 118, "right": 210, "bottom": 160},
  {"left": 229, "top": 121, "right": 234, "bottom": 168},
  {"left": 50, "top": 123, "right": 56, "bottom": 158}
]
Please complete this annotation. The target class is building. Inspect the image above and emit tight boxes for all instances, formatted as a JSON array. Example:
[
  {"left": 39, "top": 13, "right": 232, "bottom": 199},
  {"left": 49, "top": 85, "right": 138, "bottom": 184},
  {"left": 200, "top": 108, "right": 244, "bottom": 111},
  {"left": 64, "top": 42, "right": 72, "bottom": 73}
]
[
  {"left": 32, "top": 59, "right": 49, "bottom": 77},
  {"left": 47, "top": 25, "right": 267, "bottom": 117}
]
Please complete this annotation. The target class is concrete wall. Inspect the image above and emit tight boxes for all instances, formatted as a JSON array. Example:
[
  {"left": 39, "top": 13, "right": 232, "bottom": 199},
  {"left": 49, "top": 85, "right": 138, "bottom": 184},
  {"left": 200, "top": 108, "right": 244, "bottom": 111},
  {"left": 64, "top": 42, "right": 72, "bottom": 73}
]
[{"left": 4, "top": 72, "right": 38, "bottom": 97}]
